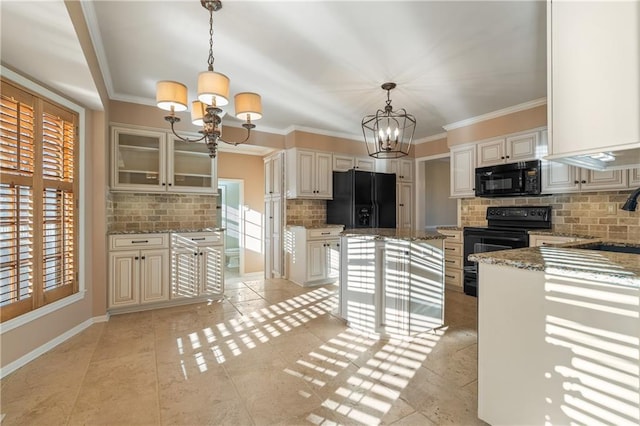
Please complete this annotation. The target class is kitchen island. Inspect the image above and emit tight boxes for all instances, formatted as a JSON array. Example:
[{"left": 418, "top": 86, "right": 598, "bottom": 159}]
[
  {"left": 339, "top": 228, "right": 447, "bottom": 336},
  {"left": 470, "top": 241, "right": 640, "bottom": 425}
]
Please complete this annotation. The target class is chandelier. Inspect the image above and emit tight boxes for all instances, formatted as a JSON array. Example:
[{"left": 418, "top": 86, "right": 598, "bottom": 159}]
[
  {"left": 361, "top": 82, "right": 416, "bottom": 159},
  {"left": 155, "top": 0, "right": 262, "bottom": 158}
]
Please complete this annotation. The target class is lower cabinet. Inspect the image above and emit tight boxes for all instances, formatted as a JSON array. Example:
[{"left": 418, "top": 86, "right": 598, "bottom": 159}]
[
  {"left": 437, "top": 228, "right": 464, "bottom": 291},
  {"left": 171, "top": 232, "right": 224, "bottom": 298},
  {"left": 108, "top": 231, "right": 223, "bottom": 313},
  {"left": 108, "top": 234, "right": 170, "bottom": 309},
  {"left": 287, "top": 226, "right": 343, "bottom": 287},
  {"left": 528, "top": 234, "right": 592, "bottom": 247},
  {"left": 339, "top": 235, "right": 445, "bottom": 335}
]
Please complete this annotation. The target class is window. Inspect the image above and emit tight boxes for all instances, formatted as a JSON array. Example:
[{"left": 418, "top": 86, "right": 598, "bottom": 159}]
[{"left": 0, "top": 78, "right": 78, "bottom": 322}]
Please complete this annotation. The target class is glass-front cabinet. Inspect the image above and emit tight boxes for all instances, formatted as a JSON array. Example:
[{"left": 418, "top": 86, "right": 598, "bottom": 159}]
[{"left": 111, "top": 125, "right": 217, "bottom": 193}]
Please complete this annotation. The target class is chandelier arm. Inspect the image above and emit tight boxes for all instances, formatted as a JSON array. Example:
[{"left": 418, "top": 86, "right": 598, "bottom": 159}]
[
  {"left": 217, "top": 124, "right": 253, "bottom": 146},
  {"left": 166, "top": 117, "right": 206, "bottom": 143}
]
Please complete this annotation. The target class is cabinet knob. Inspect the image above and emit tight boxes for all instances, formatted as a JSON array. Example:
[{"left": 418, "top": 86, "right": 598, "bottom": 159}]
[
  {"left": 162, "top": 183, "right": 166, "bottom": 186},
  {"left": 134, "top": 256, "right": 139, "bottom": 260},
  {"left": 506, "top": 155, "right": 510, "bottom": 159},
  {"left": 194, "top": 252, "right": 198, "bottom": 256},
  {"left": 141, "top": 256, "right": 146, "bottom": 260},
  {"left": 336, "top": 243, "right": 340, "bottom": 247},
  {"left": 200, "top": 252, "right": 203, "bottom": 256},
  {"left": 168, "top": 183, "right": 172, "bottom": 186},
  {"left": 574, "top": 180, "right": 580, "bottom": 184},
  {"left": 501, "top": 156, "right": 505, "bottom": 159},
  {"left": 581, "top": 180, "right": 586, "bottom": 184}
]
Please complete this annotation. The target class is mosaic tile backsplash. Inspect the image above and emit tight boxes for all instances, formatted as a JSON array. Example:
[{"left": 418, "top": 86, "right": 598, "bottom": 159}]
[
  {"left": 461, "top": 191, "right": 640, "bottom": 241},
  {"left": 107, "top": 192, "right": 217, "bottom": 233}
]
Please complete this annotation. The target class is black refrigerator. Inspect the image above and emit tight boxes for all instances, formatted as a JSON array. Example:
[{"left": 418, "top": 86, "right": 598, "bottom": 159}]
[{"left": 326, "top": 170, "right": 396, "bottom": 228}]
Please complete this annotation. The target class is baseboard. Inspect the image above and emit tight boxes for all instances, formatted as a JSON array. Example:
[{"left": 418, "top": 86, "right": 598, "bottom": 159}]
[{"left": 0, "top": 314, "right": 108, "bottom": 379}]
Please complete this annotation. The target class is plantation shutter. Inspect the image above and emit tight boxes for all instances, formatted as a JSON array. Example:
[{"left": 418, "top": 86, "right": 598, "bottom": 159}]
[{"left": 0, "top": 78, "right": 78, "bottom": 322}]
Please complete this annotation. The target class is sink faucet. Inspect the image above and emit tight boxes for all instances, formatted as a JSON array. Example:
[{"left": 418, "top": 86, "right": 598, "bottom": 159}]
[{"left": 621, "top": 187, "right": 640, "bottom": 211}]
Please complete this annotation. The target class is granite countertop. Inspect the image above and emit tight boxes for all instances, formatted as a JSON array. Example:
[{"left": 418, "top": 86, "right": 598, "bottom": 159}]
[
  {"left": 469, "top": 239, "right": 640, "bottom": 286},
  {"left": 285, "top": 224, "right": 345, "bottom": 230},
  {"left": 527, "top": 229, "right": 597, "bottom": 239},
  {"left": 341, "top": 228, "right": 447, "bottom": 241},
  {"left": 436, "top": 226, "right": 463, "bottom": 231},
  {"left": 109, "top": 227, "right": 225, "bottom": 235}
]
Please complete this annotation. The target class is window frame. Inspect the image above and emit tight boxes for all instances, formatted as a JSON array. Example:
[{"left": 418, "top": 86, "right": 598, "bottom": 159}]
[{"left": 1, "top": 66, "right": 86, "bottom": 333}]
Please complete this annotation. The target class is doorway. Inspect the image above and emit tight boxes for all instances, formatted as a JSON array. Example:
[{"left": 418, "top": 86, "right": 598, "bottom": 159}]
[
  {"left": 218, "top": 179, "right": 244, "bottom": 280},
  {"left": 416, "top": 154, "right": 459, "bottom": 229}
]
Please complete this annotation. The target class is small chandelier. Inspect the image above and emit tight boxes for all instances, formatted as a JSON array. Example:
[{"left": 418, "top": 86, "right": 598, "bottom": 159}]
[
  {"left": 155, "top": 0, "right": 262, "bottom": 158},
  {"left": 362, "top": 82, "right": 416, "bottom": 159}
]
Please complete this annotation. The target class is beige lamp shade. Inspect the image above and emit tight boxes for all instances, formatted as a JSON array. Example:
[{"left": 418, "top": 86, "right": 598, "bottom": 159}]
[
  {"left": 234, "top": 92, "right": 262, "bottom": 121},
  {"left": 156, "top": 81, "right": 188, "bottom": 112},
  {"left": 191, "top": 101, "right": 206, "bottom": 126},
  {"left": 197, "top": 71, "right": 229, "bottom": 106}
]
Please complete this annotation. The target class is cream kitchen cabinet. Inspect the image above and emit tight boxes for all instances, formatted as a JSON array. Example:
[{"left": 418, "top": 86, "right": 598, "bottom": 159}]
[
  {"left": 286, "top": 148, "right": 333, "bottom": 199},
  {"left": 547, "top": 1, "right": 639, "bottom": 158},
  {"left": 380, "top": 158, "right": 413, "bottom": 182},
  {"left": 108, "top": 234, "right": 170, "bottom": 311},
  {"left": 332, "top": 154, "right": 376, "bottom": 172},
  {"left": 397, "top": 182, "right": 413, "bottom": 230},
  {"left": 171, "top": 232, "right": 224, "bottom": 299},
  {"left": 264, "top": 151, "right": 283, "bottom": 198},
  {"left": 542, "top": 161, "right": 629, "bottom": 194},
  {"left": 437, "top": 228, "right": 463, "bottom": 291},
  {"left": 630, "top": 168, "right": 640, "bottom": 186},
  {"left": 111, "top": 125, "right": 218, "bottom": 194},
  {"left": 476, "top": 131, "right": 542, "bottom": 167},
  {"left": 528, "top": 234, "right": 591, "bottom": 247},
  {"left": 450, "top": 144, "right": 476, "bottom": 198},
  {"left": 264, "top": 151, "right": 284, "bottom": 279},
  {"left": 287, "top": 226, "right": 343, "bottom": 287}
]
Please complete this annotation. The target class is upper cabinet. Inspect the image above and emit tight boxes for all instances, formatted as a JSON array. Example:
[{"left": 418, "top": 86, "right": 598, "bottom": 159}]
[
  {"left": 286, "top": 148, "right": 333, "bottom": 199},
  {"left": 111, "top": 125, "right": 217, "bottom": 194},
  {"left": 379, "top": 158, "right": 413, "bottom": 182},
  {"left": 264, "top": 151, "right": 283, "bottom": 197},
  {"left": 477, "top": 131, "right": 542, "bottom": 167},
  {"left": 547, "top": 1, "right": 639, "bottom": 157},
  {"left": 450, "top": 144, "right": 476, "bottom": 198},
  {"left": 332, "top": 154, "right": 376, "bottom": 172}
]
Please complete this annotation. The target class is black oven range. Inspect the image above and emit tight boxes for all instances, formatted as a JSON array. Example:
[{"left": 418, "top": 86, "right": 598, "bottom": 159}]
[{"left": 463, "top": 205, "right": 552, "bottom": 297}]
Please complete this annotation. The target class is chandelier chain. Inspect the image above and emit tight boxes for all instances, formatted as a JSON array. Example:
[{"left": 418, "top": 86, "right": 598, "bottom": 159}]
[{"left": 207, "top": 5, "right": 215, "bottom": 71}]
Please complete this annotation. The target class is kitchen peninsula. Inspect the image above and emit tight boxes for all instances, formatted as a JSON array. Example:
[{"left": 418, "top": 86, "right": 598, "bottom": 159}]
[
  {"left": 338, "top": 228, "right": 447, "bottom": 336},
  {"left": 471, "top": 241, "right": 640, "bottom": 425}
]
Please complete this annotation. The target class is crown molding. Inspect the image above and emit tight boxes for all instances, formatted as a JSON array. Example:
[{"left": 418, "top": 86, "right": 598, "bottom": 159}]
[
  {"left": 414, "top": 132, "right": 448, "bottom": 144},
  {"left": 443, "top": 98, "right": 547, "bottom": 131},
  {"left": 284, "top": 125, "right": 362, "bottom": 143}
]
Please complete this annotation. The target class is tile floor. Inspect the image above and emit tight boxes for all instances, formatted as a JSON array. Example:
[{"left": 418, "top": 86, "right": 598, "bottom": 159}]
[{"left": 0, "top": 278, "right": 484, "bottom": 425}]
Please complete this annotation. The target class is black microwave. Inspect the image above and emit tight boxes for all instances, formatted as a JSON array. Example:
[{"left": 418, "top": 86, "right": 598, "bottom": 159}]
[{"left": 475, "top": 160, "right": 542, "bottom": 197}]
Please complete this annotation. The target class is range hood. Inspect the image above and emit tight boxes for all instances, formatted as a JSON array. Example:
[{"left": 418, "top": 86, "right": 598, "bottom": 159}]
[{"left": 545, "top": 146, "right": 640, "bottom": 171}]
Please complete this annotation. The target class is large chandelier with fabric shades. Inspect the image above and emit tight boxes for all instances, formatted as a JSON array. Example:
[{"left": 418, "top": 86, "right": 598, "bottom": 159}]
[
  {"left": 361, "top": 82, "right": 416, "bottom": 159},
  {"left": 155, "top": 0, "right": 262, "bottom": 158}
]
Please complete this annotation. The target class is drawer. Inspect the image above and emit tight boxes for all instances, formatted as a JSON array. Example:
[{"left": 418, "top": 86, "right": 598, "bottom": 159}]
[
  {"left": 439, "top": 230, "right": 462, "bottom": 243},
  {"left": 308, "top": 228, "right": 342, "bottom": 239},
  {"left": 444, "top": 241, "right": 462, "bottom": 257},
  {"left": 444, "top": 268, "right": 463, "bottom": 288},
  {"left": 172, "top": 232, "right": 223, "bottom": 247},
  {"left": 110, "top": 234, "right": 168, "bottom": 250},
  {"left": 444, "top": 256, "right": 463, "bottom": 269}
]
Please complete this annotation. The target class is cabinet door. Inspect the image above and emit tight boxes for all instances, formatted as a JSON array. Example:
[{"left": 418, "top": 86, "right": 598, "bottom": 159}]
[
  {"left": 296, "top": 150, "right": 316, "bottom": 197},
  {"left": 550, "top": 1, "right": 639, "bottom": 156},
  {"left": 506, "top": 132, "right": 540, "bottom": 162},
  {"left": 201, "top": 245, "right": 224, "bottom": 295},
  {"left": 541, "top": 161, "right": 580, "bottom": 194},
  {"left": 264, "top": 152, "right": 283, "bottom": 197},
  {"left": 340, "top": 237, "right": 378, "bottom": 331},
  {"left": 387, "top": 159, "right": 413, "bottom": 181},
  {"left": 630, "top": 168, "right": 640, "bottom": 186},
  {"left": 109, "top": 251, "right": 140, "bottom": 308},
  {"left": 271, "top": 197, "right": 283, "bottom": 277},
  {"left": 111, "top": 127, "right": 166, "bottom": 191},
  {"left": 354, "top": 157, "right": 375, "bottom": 172},
  {"left": 171, "top": 247, "right": 199, "bottom": 298},
  {"left": 333, "top": 155, "right": 355, "bottom": 171},
  {"left": 383, "top": 240, "right": 410, "bottom": 335},
  {"left": 307, "top": 241, "right": 327, "bottom": 282},
  {"left": 580, "top": 169, "right": 628, "bottom": 191},
  {"left": 315, "top": 152, "right": 333, "bottom": 198},
  {"left": 326, "top": 239, "right": 340, "bottom": 281},
  {"left": 450, "top": 145, "right": 476, "bottom": 197},
  {"left": 397, "top": 182, "right": 413, "bottom": 230},
  {"left": 168, "top": 138, "right": 217, "bottom": 193},
  {"left": 476, "top": 138, "right": 506, "bottom": 167},
  {"left": 409, "top": 241, "right": 444, "bottom": 333},
  {"left": 140, "top": 249, "right": 169, "bottom": 304}
]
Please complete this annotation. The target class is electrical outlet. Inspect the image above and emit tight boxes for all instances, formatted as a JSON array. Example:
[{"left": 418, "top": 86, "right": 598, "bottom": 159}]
[{"left": 606, "top": 203, "right": 617, "bottom": 215}]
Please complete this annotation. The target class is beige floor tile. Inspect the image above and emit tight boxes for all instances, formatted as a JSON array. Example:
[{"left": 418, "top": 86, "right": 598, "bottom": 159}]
[{"left": 1, "top": 281, "right": 484, "bottom": 426}]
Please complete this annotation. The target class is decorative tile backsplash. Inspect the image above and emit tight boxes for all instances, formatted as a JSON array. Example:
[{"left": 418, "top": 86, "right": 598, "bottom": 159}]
[
  {"left": 461, "top": 190, "right": 639, "bottom": 241},
  {"left": 286, "top": 199, "right": 327, "bottom": 227},
  {"left": 107, "top": 192, "right": 217, "bottom": 233}
]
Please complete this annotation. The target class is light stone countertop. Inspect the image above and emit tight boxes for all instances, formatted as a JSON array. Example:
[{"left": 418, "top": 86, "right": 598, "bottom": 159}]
[
  {"left": 285, "top": 224, "right": 345, "bottom": 230},
  {"left": 469, "top": 239, "right": 640, "bottom": 287},
  {"left": 435, "top": 226, "right": 463, "bottom": 231},
  {"left": 341, "top": 228, "right": 447, "bottom": 242},
  {"left": 527, "top": 229, "right": 597, "bottom": 239},
  {"left": 108, "top": 228, "right": 225, "bottom": 235}
]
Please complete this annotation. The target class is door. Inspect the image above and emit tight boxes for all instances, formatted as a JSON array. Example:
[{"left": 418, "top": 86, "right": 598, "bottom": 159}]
[
  {"left": 108, "top": 250, "right": 140, "bottom": 308},
  {"left": 409, "top": 241, "right": 444, "bottom": 333},
  {"left": 201, "top": 245, "right": 224, "bottom": 295},
  {"left": 140, "top": 249, "right": 169, "bottom": 303},
  {"left": 307, "top": 241, "right": 327, "bottom": 282}
]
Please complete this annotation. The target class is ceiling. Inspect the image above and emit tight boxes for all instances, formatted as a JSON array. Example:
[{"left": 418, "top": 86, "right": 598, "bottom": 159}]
[{"left": 1, "top": 0, "right": 547, "bottom": 143}]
